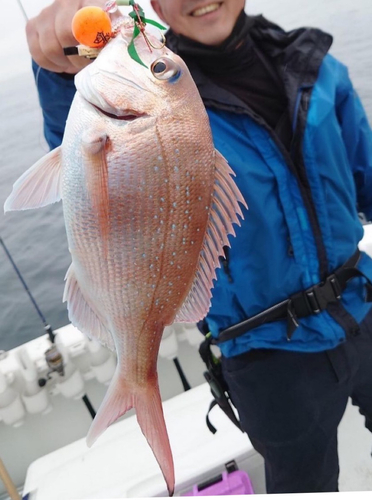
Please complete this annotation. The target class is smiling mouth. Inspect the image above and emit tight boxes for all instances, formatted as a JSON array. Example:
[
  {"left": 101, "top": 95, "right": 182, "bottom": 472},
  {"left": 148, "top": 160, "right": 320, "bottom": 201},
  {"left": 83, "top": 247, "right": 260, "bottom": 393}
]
[
  {"left": 190, "top": 2, "right": 222, "bottom": 17},
  {"left": 92, "top": 104, "right": 146, "bottom": 121}
]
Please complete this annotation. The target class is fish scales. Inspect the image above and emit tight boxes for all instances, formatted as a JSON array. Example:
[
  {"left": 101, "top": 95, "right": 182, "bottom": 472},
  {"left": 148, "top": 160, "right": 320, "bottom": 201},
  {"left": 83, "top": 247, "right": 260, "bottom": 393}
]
[
  {"left": 4, "top": 23, "right": 247, "bottom": 496},
  {"left": 63, "top": 97, "right": 214, "bottom": 342}
]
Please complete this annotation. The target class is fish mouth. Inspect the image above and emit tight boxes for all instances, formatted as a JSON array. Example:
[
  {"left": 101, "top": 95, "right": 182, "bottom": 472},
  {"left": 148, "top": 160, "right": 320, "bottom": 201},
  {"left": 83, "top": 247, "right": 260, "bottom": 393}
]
[
  {"left": 189, "top": 2, "right": 222, "bottom": 17},
  {"left": 91, "top": 103, "right": 147, "bottom": 121}
]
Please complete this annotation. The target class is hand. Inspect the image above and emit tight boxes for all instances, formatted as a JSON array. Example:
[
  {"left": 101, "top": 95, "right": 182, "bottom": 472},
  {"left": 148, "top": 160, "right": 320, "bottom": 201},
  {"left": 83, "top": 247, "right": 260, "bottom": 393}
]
[{"left": 26, "top": 0, "right": 107, "bottom": 74}]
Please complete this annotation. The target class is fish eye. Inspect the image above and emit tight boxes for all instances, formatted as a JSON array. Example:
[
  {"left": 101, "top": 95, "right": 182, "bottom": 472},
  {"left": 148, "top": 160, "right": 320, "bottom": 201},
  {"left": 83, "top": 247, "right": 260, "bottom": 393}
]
[{"left": 151, "top": 57, "right": 180, "bottom": 81}]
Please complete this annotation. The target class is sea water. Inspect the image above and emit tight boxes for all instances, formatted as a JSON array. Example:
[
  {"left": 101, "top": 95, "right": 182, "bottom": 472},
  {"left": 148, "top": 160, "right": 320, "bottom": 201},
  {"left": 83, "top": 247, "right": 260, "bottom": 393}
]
[{"left": 0, "top": 0, "right": 371, "bottom": 350}]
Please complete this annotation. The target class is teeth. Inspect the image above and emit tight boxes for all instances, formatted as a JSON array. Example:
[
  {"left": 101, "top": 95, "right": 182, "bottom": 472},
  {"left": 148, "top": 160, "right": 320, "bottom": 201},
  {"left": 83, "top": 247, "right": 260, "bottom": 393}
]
[{"left": 192, "top": 3, "right": 220, "bottom": 17}]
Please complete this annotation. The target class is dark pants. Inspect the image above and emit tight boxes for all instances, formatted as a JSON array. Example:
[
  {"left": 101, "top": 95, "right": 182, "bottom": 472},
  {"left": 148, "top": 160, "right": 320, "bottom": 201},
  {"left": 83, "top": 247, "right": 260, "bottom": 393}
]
[{"left": 221, "top": 310, "right": 372, "bottom": 494}]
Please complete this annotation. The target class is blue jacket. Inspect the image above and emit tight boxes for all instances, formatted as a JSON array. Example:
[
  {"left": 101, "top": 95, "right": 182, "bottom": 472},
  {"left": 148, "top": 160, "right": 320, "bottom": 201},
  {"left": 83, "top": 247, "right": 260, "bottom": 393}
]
[
  {"left": 32, "top": 16, "right": 372, "bottom": 358},
  {"left": 205, "top": 54, "right": 372, "bottom": 357}
]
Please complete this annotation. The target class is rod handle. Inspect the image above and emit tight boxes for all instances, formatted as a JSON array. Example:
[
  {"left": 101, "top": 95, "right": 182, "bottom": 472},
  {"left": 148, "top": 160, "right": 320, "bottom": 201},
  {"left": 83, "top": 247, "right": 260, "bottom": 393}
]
[{"left": 0, "top": 459, "right": 21, "bottom": 500}]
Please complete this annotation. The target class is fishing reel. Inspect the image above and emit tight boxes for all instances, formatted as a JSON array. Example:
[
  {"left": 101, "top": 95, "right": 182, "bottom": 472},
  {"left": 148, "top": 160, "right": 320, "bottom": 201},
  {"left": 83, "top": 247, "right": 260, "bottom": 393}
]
[
  {"left": 37, "top": 340, "right": 87, "bottom": 402},
  {"left": 38, "top": 343, "right": 65, "bottom": 387},
  {"left": 37, "top": 323, "right": 65, "bottom": 387}
]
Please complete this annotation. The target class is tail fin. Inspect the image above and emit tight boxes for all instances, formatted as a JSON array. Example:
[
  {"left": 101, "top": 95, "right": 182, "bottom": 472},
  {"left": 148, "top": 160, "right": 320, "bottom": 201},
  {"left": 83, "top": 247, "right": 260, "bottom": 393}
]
[{"left": 86, "top": 369, "right": 175, "bottom": 496}]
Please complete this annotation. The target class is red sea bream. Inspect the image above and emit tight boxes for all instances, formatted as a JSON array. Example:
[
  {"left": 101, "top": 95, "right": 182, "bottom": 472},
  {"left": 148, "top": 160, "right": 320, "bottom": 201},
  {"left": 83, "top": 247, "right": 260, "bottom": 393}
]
[{"left": 4, "top": 23, "right": 246, "bottom": 495}]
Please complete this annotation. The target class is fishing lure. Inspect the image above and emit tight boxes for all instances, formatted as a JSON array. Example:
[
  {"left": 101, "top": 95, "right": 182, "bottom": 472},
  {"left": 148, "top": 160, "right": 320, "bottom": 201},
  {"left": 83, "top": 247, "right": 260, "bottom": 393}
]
[{"left": 66, "top": 0, "right": 166, "bottom": 67}]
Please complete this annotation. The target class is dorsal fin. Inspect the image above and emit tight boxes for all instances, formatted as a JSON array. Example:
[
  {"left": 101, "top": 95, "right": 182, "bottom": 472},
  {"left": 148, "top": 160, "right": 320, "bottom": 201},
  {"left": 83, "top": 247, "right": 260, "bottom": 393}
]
[{"left": 174, "top": 150, "right": 247, "bottom": 323}]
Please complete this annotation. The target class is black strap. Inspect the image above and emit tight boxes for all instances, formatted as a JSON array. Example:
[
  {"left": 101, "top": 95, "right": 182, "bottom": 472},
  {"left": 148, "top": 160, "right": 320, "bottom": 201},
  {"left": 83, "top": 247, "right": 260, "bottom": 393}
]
[
  {"left": 199, "top": 335, "right": 243, "bottom": 433},
  {"left": 63, "top": 46, "right": 79, "bottom": 56},
  {"left": 206, "top": 400, "right": 219, "bottom": 434},
  {"left": 216, "top": 249, "right": 372, "bottom": 344}
]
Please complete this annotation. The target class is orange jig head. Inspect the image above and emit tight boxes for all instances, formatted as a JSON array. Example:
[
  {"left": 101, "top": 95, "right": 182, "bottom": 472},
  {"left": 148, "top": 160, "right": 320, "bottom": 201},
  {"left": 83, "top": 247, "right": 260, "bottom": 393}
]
[{"left": 72, "top": 6, "right": 113, "bottom": 48}]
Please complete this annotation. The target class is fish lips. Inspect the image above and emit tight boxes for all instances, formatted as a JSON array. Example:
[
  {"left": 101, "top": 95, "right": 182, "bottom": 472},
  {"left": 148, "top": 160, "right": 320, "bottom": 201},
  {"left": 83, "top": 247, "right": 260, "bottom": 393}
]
[
  {"left": 75, "top": 69, "right": 148, "bottom": 122},
  {"left": 90, "top": 102, "right": 147, "bottom": 122},
  {"left": 79, "top": 91, "right": 148, "bottom": 122}
]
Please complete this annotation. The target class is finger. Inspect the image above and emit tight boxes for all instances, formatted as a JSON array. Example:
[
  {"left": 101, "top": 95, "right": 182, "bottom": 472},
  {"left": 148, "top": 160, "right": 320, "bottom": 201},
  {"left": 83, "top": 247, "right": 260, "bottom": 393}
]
[
  {"left": 26, "top": 5, "right": 75, "bottom": 73},
  {"left": 26, "top": 0, "right": 108, "bottom": 74},
  {"left": 26, "top": 18, "right": 71, "bottom": 73}
]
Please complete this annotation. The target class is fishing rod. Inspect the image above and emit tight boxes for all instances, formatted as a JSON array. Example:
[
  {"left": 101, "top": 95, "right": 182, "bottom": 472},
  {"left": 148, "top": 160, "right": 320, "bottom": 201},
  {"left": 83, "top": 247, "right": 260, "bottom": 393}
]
[
  {"left": 0, "top": 236, "right": 55, "bottom": 343},
  {"left": 15, "top": 0, "right": 28, "bottom": 22},
  {"left": 0, "top": 235, "right": 96, "bottom": 419}
]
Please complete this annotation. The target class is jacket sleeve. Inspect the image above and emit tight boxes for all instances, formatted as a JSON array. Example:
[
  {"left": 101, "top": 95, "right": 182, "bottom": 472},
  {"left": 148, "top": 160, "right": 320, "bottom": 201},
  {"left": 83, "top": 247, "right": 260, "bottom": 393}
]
[
  {"left": 335, "top": 64, "right": 372, "bottom": 221},
  {"left": 32, "top": 60, "right": 76, "bottom": 151}
]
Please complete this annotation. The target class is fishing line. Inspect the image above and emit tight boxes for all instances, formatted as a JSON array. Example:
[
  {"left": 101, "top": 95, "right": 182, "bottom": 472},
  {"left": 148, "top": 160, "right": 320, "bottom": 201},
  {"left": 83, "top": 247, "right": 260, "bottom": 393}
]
[
  {"left": 0, "top": 235, "right": 96, "bottom": 419},
  {"left": 0, "top": 236, "right": 55, "bottom": 343}
]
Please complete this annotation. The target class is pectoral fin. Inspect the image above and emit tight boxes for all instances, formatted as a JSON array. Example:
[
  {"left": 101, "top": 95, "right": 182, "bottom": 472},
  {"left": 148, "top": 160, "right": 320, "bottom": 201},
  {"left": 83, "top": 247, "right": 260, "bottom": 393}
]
[
  {"left": 4, "top": 146, "right": 62, "bottom": 212},
  {"left": 82, "top": 129, "right": 110, "bottom": 245}
]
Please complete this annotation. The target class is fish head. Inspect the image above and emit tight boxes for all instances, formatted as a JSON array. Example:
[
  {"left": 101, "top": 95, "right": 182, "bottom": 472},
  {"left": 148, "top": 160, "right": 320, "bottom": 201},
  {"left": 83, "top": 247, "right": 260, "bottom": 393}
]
[{"left": 75, "top": 23, "right": 201, "bottom": 122}]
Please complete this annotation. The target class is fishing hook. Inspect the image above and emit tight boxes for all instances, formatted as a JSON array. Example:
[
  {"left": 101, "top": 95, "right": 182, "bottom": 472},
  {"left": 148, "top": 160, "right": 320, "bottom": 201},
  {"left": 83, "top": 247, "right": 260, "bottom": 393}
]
[{"left": 143, "top": 29, "right": 166, "bottom": 50}]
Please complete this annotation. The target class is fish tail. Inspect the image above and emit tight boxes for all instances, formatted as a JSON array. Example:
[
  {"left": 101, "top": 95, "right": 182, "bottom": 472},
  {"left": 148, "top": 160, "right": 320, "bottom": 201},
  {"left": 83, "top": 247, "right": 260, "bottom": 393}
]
[
  {"left": 136, "top": 381, "right": 175, "bottom": 496},
  {"left": 86, "top": 369, "right": 175, "bottom": 496}
]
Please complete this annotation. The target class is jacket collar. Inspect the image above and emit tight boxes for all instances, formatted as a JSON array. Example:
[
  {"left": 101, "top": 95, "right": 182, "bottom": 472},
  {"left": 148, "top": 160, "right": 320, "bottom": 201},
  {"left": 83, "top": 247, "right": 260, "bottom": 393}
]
[{"left": 166, "top": 13, "right": 333, "bottom": 117}]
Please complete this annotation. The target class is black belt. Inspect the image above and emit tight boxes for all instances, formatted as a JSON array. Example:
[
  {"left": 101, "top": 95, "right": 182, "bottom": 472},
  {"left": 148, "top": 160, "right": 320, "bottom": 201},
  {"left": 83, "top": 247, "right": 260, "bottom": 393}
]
[{"left": 215, "top": 249, "right": 372, "bottom": 344}]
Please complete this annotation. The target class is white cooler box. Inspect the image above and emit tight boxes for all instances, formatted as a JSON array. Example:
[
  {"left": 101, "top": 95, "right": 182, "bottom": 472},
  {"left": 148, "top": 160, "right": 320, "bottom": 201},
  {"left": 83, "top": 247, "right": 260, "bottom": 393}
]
[{"left": 22, "top": 382, "right": 265, "bottom": 499}]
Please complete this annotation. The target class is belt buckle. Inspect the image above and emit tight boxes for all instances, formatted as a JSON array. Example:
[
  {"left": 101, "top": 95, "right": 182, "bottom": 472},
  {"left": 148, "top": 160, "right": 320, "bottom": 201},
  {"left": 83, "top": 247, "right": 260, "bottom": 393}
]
[
  {"left": 328, "top": 274, "right": 342, "bottom": 300},
  {"left": 305, "top": 289, "right": 321, "bottom": 314},
  {"left": 305, "top": 274, "right": 342, "bottom": 315}
]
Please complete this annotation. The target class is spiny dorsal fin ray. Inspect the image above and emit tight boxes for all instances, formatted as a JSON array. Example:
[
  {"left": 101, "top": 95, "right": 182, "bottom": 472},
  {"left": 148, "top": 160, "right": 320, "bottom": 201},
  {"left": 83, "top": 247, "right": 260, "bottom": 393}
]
[{"left": 174, "top": 149, "right": 247, "bottom": 323}]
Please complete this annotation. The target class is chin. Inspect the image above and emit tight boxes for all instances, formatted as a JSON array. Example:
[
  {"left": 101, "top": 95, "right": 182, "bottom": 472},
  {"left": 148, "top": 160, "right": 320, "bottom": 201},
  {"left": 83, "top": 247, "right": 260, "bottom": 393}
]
[{"left": 194, "top": 27, "right": 233, "bottom": 46}]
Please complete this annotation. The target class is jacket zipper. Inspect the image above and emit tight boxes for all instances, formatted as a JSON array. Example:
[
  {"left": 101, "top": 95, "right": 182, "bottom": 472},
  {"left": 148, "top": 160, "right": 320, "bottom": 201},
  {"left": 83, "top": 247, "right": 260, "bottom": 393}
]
[
  {"left": 291, "top": 85, "right": 312, "bottom": 147},
  {"left": 219, "top": 246, "right": 234, "bottom": 283},
  {"left": 217, "top": 86, "right": 329, "bottom": 283},
  {"left": 289, "top": 85, "right": 329, "bottom": 280}
]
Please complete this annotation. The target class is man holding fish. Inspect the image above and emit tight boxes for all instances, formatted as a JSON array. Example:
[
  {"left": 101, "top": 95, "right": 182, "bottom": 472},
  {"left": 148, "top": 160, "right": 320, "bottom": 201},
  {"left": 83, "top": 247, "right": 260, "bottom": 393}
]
[{"left": 17, "top": 0, "right": 372, "bottom": 494}]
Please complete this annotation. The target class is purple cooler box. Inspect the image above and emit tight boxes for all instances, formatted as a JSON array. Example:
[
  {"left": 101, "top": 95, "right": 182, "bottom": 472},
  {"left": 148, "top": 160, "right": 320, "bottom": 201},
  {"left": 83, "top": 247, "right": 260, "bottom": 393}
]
[{"left": 183, "top": 468, "right": 254, "bottom": 496}]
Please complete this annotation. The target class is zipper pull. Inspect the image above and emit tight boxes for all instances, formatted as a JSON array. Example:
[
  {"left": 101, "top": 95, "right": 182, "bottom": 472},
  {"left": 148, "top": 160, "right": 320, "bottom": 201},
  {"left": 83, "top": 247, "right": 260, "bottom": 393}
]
[
  {"left": 220, "top": 246, "right": 234, "bottom": 283},
  {"left": 303, "top": 92, "right": 310, "bottom": 112}
]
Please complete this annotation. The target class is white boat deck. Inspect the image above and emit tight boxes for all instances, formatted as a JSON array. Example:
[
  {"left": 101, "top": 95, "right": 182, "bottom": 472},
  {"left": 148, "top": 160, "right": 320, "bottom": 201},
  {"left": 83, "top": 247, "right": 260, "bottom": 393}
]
[
  {"left": 22, "top": 382, "right": 263, "bottom": 499},
  {"left": 20, "top": 384, "right": 372, "bottom": 499}
]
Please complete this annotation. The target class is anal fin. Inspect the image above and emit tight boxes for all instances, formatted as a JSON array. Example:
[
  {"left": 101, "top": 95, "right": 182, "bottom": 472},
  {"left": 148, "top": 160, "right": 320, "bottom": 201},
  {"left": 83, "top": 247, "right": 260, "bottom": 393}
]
[{"left": 63, "top": 263, "right": 115, "bottom": 351}]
